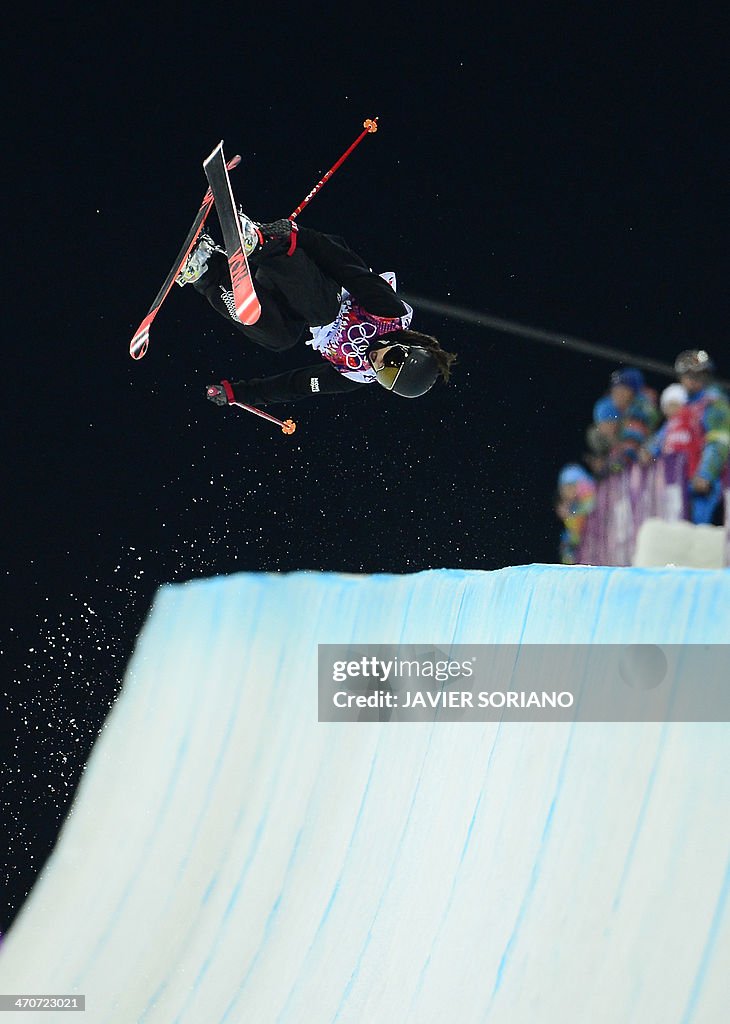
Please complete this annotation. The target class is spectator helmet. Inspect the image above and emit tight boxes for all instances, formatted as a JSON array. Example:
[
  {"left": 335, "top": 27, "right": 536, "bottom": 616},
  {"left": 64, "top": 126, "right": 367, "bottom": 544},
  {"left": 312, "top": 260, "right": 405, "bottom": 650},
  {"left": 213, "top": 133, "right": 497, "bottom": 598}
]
[{"left": 674, "top": 349, "right": 715, "bottom": 375}]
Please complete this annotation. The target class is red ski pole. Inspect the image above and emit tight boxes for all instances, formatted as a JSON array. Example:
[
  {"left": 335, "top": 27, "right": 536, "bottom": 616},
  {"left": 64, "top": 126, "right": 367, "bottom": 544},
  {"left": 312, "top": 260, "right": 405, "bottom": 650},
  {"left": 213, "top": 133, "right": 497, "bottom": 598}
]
[
  {"left": 289, "top": 118, "right": 379, "bottom": 220},
  {"left": 207, "top": 385, "right": 296, "bottom": 435},
  {"left": 231, "top": 400, "right": 296, "bottom": 435}
]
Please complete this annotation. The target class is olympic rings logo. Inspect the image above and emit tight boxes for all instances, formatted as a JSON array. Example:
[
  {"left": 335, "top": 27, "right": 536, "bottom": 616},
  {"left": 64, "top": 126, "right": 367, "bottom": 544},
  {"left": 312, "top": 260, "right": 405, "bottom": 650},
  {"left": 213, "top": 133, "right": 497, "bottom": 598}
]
[{"left": 341, "top": 322, "right": 378, "bottom": 369}]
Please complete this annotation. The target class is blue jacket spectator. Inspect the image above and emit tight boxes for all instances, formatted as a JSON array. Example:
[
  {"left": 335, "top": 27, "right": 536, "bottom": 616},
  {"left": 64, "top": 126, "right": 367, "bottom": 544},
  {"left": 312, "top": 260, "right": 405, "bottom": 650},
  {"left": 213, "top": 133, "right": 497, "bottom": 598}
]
[
  {"left": 555, "top": 464, "right": 596, "bottom": 564},
  {"left": 585, "top": 368, "right": 659, "bottom": 476}
]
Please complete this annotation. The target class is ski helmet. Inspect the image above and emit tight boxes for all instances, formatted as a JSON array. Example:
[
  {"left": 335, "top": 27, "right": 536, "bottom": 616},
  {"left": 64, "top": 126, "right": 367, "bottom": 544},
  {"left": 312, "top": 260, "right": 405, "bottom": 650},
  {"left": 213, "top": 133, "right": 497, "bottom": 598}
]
[
  {"left": 373, "top": 344, "right": 440, "bottom": 398},
  {"left": 674, "top": 349, "right": 715, "bottom": 375}
]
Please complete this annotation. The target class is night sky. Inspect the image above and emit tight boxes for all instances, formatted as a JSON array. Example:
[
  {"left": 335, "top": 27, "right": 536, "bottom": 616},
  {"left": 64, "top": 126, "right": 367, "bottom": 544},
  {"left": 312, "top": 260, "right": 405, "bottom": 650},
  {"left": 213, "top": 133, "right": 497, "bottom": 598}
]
[{"left": 3, "top": 9, "right": 726, "bottom": 931}]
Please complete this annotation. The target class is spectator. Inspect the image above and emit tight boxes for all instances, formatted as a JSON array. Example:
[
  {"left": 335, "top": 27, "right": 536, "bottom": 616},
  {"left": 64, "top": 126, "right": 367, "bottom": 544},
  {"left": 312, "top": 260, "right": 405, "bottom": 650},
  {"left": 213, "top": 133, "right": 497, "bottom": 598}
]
[
  {"left": 585, "top": 395, "right": 619, "bottom": 475},
  {"left": 659, "top": 382, "right": 689, "bottom": 418},
  {"left": 555, "top": 464, "right": 597, "bottom": 564},
  {"left": 585, "top": 368, "right": 659, "bottom": 476},
  {"left": 670, "top": 349, "right": 730, "bottom": 524},
  {"left": 641, "top": 383, "right": 688, "bottom": 463}
]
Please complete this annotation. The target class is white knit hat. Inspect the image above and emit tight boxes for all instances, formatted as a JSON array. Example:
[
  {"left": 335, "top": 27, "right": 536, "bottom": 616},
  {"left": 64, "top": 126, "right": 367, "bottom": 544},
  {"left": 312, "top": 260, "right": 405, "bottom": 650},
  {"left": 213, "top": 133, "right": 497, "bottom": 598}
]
[{"left": 660, "top": 383, "right": 688, "bottom": 413}]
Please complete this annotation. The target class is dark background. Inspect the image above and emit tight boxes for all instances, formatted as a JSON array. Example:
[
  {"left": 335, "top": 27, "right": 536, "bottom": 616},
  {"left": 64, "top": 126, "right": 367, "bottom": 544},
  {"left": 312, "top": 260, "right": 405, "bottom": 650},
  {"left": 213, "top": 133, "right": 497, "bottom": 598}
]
[{"left": 2, "top": 7, "right": 725, "bottom": 931}]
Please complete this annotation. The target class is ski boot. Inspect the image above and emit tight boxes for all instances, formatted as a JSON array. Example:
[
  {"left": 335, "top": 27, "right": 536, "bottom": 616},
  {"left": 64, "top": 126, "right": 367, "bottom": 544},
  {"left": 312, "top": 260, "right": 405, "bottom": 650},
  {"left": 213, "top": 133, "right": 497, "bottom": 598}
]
[
  {"left": 175, "top": 232, "right": 223, "bottom": 287},
  {"left": 237, "top": 211, "right": 262, "bottom": 257},
  {"left": 237, "top": 212, "right": 298, "bottom": 260}
]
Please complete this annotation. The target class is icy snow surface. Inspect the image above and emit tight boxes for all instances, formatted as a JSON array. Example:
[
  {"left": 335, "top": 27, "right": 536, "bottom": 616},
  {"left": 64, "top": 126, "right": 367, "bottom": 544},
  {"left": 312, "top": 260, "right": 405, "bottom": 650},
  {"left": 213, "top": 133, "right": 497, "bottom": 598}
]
[{"left": 1, "top": 565, "right": 729, "bottom": 1023}]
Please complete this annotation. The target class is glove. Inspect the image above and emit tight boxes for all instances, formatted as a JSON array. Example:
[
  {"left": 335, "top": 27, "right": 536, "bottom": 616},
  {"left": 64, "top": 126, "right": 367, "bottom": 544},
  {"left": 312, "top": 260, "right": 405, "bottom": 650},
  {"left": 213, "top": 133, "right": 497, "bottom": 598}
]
[
  {"left": 250, "top": 219, "right": 298, "bottom": 260},
  {"left": 206, "top": 380, "right": 236, "bottom": 406}
]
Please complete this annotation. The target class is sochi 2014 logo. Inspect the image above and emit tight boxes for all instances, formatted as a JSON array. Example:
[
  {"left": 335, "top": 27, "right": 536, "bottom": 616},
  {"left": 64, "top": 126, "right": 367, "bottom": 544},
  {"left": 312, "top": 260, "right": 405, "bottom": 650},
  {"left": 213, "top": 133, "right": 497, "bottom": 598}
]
[{"left": 340, "top": 322, "right": 378, "bottom": 370}]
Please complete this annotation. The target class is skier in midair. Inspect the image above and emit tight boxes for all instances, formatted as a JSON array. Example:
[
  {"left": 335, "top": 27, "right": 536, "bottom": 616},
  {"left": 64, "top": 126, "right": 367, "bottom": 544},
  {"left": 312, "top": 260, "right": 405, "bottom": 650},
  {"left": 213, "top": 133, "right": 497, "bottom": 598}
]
[{"left": 176, "top": 215, "right": 457, "bottom": 407}]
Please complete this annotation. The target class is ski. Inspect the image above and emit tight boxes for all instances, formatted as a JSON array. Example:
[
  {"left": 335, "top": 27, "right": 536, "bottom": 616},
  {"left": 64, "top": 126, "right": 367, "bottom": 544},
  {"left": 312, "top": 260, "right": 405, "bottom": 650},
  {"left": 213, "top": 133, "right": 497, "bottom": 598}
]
[
  {"left": 129, "top": 154, "right": 242, "bottom": 360},
  {"left": 203, "top": 141, "right": 261, "bottom": 326}
]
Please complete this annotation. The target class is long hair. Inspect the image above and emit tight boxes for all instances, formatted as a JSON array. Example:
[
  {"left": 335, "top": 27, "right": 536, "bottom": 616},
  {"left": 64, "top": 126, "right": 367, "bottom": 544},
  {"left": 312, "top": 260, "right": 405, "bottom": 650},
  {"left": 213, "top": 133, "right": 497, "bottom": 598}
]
[{"left": 386, "top": 329, "right": 458, "bottom": 383}]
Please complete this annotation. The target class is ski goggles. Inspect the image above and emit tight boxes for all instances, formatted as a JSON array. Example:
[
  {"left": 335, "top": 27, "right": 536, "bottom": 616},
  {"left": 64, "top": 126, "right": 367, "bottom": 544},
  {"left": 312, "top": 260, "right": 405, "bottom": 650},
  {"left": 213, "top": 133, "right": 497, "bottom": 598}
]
[{"left": 373, "top": 344, "right": 410, "bottom": 391}]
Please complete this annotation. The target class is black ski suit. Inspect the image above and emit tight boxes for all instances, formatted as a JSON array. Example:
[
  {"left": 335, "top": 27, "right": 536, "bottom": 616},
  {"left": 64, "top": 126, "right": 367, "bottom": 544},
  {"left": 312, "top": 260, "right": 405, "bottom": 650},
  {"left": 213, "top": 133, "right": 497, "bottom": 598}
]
[{"left": 194, "top": 227, "right": 409, "bottom": 406}]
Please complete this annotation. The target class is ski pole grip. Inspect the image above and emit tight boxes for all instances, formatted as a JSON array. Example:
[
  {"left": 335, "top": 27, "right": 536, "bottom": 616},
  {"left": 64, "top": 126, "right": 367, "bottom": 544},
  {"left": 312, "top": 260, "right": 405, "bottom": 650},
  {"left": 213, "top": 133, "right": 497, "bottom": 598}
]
[{"left": 221, "top": 379, "right": 236, "bottom": 404}]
